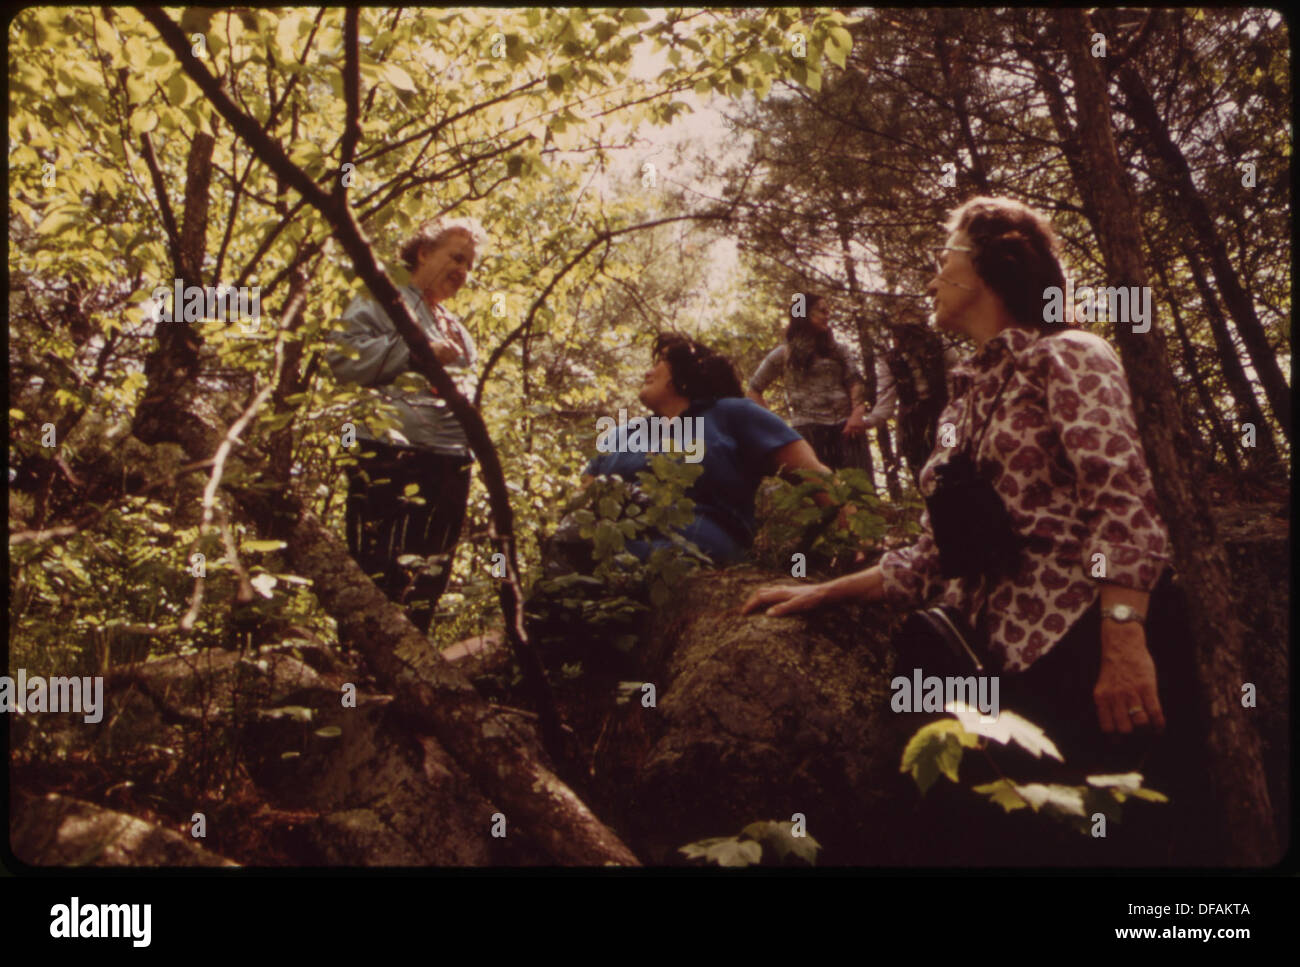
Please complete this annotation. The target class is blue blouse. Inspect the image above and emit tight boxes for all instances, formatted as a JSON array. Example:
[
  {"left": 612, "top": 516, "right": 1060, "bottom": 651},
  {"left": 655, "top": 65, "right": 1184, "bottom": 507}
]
[{"left": 583, "top": 397, "right": 802, "bottom": 564}]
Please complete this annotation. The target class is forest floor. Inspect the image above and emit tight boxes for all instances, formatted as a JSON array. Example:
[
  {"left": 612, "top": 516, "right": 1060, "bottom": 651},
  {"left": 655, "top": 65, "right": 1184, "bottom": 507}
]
[{"left": 9, "top": 493, "right": 1289, "bottom": 866}]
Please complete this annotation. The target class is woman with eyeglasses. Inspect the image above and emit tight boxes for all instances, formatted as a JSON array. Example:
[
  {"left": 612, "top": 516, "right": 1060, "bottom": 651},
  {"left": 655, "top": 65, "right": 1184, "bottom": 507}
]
[
  {"left": 747, "top": 294, "right": 870, "bottom": 471},
  {"left": 742, "top": 197, "right": 1184, "bottom": 788}
]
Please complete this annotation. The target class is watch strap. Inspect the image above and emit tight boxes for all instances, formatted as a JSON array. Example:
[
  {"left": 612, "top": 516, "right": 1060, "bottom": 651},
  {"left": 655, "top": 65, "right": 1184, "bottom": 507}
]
[{"left": 1101, "top": 604, "right": 1146, "bottom": 624}]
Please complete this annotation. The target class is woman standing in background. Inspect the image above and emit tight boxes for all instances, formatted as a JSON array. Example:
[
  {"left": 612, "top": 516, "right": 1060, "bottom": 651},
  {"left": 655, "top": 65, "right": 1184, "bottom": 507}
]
[{"left": 747, "top": 294, "right": 869, "bottom": 471}]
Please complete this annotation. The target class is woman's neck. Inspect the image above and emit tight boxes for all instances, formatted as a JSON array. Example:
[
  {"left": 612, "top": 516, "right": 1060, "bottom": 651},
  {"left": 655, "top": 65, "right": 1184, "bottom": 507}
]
[
  {"left": 654, "top": 397, "right": 690, "bottom": 420},
  {"left": 966, "top": 306, "right": 1017, "bottom": 350}
]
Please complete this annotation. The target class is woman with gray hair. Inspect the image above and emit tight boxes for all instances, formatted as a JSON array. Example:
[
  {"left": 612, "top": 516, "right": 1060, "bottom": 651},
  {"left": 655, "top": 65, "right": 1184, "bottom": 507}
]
[{"left": 326, "top": 217, "right": 483, "bottom": 635}]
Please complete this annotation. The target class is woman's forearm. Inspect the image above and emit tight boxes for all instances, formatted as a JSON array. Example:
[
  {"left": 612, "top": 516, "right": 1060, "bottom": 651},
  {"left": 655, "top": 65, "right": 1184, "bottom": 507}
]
[
  {"left": 821, "top": 564, "right": 886, "bottom": 603},
  {"left": 772, "top": 439, "right": 836, "bottom": 507}
]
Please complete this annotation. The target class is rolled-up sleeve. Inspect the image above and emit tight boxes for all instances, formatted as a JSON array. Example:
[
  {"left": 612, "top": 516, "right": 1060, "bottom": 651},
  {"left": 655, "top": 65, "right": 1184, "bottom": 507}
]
[
  {"left": 749, "top": 346, "right": 785, "bottom": 394},
  {"left": 878, "top": 505, "right": 947, "bottom": 607},
  {"left": 1044, "top": 333, "right": 1170, "bottom": 591},
  {"left": 326, "top": 297, "right": 411, "bottom": 388},
  {"left": 862, "top": 357, "right": 897, "bottom": 429}
]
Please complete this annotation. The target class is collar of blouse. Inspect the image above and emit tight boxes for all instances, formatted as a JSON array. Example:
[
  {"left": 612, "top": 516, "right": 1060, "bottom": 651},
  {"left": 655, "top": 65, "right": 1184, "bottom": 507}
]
[
  {"left": 408, "top": 285, "right": 468, "bottom": 358},
  {"left": 949, "top": 325, "right": 1040, "bottom": 396}
]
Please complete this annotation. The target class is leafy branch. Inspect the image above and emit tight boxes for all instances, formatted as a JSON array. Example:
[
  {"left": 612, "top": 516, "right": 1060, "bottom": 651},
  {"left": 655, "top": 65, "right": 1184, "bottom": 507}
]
[{"left": 901, "top": 703, "right": 1168, "bottom": 835}]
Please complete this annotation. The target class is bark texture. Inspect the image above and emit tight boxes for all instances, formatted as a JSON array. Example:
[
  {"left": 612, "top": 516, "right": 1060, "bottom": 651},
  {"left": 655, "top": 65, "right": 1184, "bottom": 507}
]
[{"left": 11, "top": 792, "right": 239, "bottom": 867}]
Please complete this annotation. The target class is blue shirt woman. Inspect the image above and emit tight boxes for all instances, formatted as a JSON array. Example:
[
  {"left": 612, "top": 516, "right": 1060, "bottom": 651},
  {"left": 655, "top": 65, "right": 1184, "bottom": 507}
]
[
  {"left": 583, "top": 335, "right": 830, "bottom": 565},
  {"left": 585, "top": 396, "right": 805, "bottom": 564}
]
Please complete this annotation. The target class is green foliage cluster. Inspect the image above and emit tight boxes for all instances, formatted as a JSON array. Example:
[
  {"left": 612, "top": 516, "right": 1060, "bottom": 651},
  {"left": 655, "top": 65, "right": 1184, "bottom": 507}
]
[
  {"left": 755, "top": 467, "right": 887, "bottom": 571},
  {"left": 901, "top": 708, "right": 1168, "bottom": 836},
  {"left": 8, "top": 5, "right": 858, "bottom": 686},
  {"left": 525, "top": 454, "right": 707, "bottom": 672},
  {"left": 680, "top": 820, "right": 821, "bottom": 867}
]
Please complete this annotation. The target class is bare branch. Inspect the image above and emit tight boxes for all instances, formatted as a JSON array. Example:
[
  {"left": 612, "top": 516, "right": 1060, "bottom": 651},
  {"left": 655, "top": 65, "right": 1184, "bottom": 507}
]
[
  {"left": 475, "top": 211, "right": 733, "bottom": 407},
  {"left": 339, "top": 8, "right": 362, "bottom": 172}
]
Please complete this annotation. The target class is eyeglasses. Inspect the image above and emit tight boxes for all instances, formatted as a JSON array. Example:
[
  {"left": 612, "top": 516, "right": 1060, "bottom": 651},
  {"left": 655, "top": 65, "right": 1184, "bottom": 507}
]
[{"left": 930, "top": 245, "right": 973, "bottom": 272}]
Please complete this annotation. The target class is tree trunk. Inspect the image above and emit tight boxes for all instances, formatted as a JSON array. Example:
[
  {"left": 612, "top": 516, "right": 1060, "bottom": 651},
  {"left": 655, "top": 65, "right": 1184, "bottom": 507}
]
[
  {"left": 1151, "top": 261, "right": 1240, "bottom": 472},
  {"left": 266, "top": 499, "right": 640, "bottom": 865},
  {"left": 1180, "top": 244, "right": 1282, "bottom": 473},
  {"left": 1056, "top": 8, "right": 1278, "bottom": 865},
  {"left": 1115, "top": 59, "right": 1291, "bottom": 439},
  {"left": 933, "top": 12, "right": 992, "bottom": 193},
  {"left": 132, "top": 131, "right": 216, "bottom": 455},
  {"left": 833, "top": 199, "right": 878, "bottom": 485},
  {"left": 127, "top": 8, "right": 641, "bottom": 865}
]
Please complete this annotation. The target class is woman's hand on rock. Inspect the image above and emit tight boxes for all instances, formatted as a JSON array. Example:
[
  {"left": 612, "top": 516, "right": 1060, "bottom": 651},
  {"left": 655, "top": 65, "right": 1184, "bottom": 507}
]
[{"left": 740, "top": 582, "right": 833, "bottom": 617}]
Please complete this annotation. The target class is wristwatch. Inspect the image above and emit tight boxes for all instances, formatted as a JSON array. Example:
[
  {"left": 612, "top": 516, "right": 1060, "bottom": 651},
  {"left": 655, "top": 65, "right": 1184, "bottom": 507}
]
[{"left": 1101, "top": 603, "right": 1146, "bottom": 624}]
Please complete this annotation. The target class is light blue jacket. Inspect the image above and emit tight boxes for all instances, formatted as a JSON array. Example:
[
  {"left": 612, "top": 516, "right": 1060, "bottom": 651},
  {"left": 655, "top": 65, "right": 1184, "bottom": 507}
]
[{"left": 326, "top": 284, "right": 477, "bottom": 457}]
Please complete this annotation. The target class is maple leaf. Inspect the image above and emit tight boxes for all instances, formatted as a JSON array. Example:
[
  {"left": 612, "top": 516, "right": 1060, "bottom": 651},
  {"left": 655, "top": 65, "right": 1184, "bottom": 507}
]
[{"left": 945, "top": 701, "right": 1064, "bottom": 761}]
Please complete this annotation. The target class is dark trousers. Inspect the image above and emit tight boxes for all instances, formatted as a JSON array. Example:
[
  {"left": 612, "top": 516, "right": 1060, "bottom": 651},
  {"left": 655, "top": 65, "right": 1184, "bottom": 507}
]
[
  {"left": 897, "top": 397, "right": 945, "bottom": 486},
  {"left": 795, "top": 421, "right": 869, "bottom": 472},
  {"left": 344, "top": 441, "right": 472, "bottom": 635},
  {"left": 893, "top": 571, "right": 1209, "bottom": 865}
]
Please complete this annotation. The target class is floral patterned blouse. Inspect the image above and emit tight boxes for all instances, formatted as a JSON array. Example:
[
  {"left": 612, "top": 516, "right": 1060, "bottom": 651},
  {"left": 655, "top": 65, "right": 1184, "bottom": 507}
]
[{"left": 878, "top": 325, "right": 1171, "bottom": 673}]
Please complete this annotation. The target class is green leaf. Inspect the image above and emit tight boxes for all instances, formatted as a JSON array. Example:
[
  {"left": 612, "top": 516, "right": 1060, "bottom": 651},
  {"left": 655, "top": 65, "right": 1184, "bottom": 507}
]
[
  {"left": 166, "top": 71, "right": 193, "bottom": 107},
  {"left": 126, "top": 75, "right": 151, "bottom": 105},
  {"left": 381, "top": 63, "right": 417, "bottom": 92},
  {"left": 678, "top": 836, "right": 762, "bottom": 867},
  {"left": 1013, "top": 783, "right": 1087, "bottom": 817},
  {"left": 973, "top": 779, "right": 1030, "bottom": 813},
  {"left": 825, "top": 39, "right": 847, "bottom": 69},
  {"left": 900, "top": 718, "right": 976, "bottom": 793},
  {"left": 827, "top": 25, "right": 853, "bottom": 63},
  {"left": 740, "top": 820, "right": 820, "bottom": 866},
  {"left": 180, "top": 7, "right": 217, "bottom": 36},
  {"left": 94, "top": 18, "right": 123, "bottom": 62},
  {"left": 275, "top": 11, "right": 304, "bottom": 59},
  {"left": 130, "top": 109, "right": 159, "bottom": 135},
  {"left": 1088, "top": 774, "right": 1168, "bottom": 804},
  {"left": 314, "top": 726, "right": 342, "bottom": 738},
  {"left": 946, "top": 703, "right": 1063, "bottom": 761},
  {"left": 243, "top": 540, "right": 287, "bottom": 553},
  {"left": 1129, "top": 787, "right": 1170, "bottom": 803},
  {"left": 36, "top": 209, "right": 78, "bottom": 238}
]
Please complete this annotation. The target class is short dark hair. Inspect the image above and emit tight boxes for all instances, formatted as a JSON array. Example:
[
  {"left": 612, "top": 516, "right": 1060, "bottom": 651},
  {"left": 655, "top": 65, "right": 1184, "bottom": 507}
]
[
  {"left": 945, "top": 196, "right": 1070, "bottom": 332},
  {"left": 652, "top": 333, "right": 743, "bottom": 401}
]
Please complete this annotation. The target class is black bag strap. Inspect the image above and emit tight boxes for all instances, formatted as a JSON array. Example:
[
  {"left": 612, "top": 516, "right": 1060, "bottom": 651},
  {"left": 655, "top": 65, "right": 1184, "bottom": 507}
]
[{"left": 957, "top": 338, "right": 1031, "bottom": 459}]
